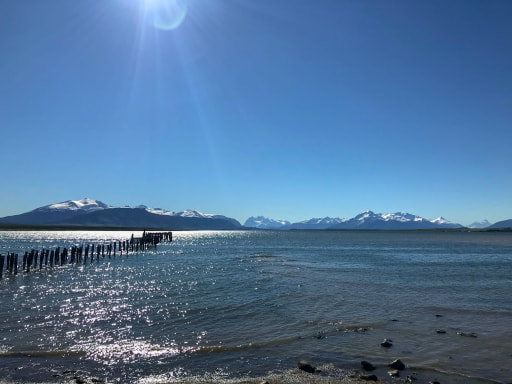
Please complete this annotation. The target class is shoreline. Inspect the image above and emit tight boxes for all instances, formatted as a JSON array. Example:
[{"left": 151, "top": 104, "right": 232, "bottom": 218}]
[{"left": 0, "top": 359, "right": 502, "bottom": 384}]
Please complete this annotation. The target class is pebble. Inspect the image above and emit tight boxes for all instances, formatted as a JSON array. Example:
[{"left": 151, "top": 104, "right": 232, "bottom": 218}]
[
  {"left": 388, "top": 369, "right": 400, "bottom": 377},
  {"left": 381, "top": 338, "right": 393, "bottom": 348},
  {"left": 360, "top": 374, "right": 378, "bottom": 381},
  {"left": 436, "top": 329, "right": 447, "bottom": 334}
]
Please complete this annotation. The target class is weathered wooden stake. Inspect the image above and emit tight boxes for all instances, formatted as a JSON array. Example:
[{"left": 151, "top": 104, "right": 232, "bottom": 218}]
[{"left": 55, "top": 248, "right": 60, "bottom": 268}]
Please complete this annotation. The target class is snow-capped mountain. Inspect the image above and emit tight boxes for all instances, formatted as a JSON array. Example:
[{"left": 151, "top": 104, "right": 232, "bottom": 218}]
[
  {"left": 175, "top": 210, "right": 241, "bottom": 227},
  {"left": 243, "top": 211, "right": 463, "bottom": 230},
  {"left": 331, "top": 211, "right": 462, "bottom": 230},
  {"left": 0, "top": 198, "right": 112, "bottom": 225},
  {"left": 244, "top": 216, "right": 291, "bottom": 229},
  {"left": 140, "top": 207, "right": 239, "bottom": 226},
  {"left": 0, "top": 199, "right": 241, "bottom": 229},
  {"left": 467, "top": 220, "right": 491, "bottom": 229},
  {"left": 284, "top": 217, "right": 347, "bottom": 230}
]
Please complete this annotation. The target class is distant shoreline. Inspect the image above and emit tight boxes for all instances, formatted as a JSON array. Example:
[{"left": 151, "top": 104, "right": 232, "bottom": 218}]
[{"left": 0, "top": 224, "right": 510, "bottom": 232}]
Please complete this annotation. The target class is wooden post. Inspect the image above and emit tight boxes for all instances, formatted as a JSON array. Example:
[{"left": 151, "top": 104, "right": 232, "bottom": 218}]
[
  {"left": 50, "top": 250, "right": 54, "bottom": 267},
  {"left": 13, "top": 254, "right": 18, "bottom": 275},
  {"left": 0, "top": 254, "right": 4, "bottom": 278},
  {"left": 55, "top": 248, "right": 60, "bottom": 268},
  {"left": 31, "top": 250, "right": 36, "bottom": 271},
  {"left": 22, "top": 252, "right": 27, "bottom": 271}
]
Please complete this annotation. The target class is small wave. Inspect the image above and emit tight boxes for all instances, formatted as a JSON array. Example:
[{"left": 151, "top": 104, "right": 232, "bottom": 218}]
[
  {"left": 0, "top": 350, "right": 86, "bottom": 358},
  {"left": 190, "top": 334, "right": 303, "bottom": 356},
  {"left": 407, "top": 364, "right": 503, "bottom": 384},
  {"left": 425, "top": 305, "right": 512, "bottom": 316}
]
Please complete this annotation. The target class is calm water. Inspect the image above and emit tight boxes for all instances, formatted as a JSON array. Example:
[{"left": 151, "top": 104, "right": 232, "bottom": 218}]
[{"left": 0, "top": 230, "right": 511, "bottom": 383}]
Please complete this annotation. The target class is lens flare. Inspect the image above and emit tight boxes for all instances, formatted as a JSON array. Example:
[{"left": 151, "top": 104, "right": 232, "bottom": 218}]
[{"left": 148, "top": 0, "right": 187, "bottom": 31}]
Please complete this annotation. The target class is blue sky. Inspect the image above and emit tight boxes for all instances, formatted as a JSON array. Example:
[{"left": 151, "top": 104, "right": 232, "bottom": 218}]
[{"left": 1, "top": 0, "right": 511, "bottom": 226}]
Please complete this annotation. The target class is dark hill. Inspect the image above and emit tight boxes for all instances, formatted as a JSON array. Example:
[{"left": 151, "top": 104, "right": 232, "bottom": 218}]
[
  {"left": 488, "top": 219, "right": 512, "bottom": 228},
  {"left": 0, "top": 210, "right": 83, "bottom": 225}
]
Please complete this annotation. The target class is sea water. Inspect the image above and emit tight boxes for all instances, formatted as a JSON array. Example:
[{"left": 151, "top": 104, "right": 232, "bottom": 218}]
[{"left": 0, "top": 230, "right": 511, "bottom": 383}]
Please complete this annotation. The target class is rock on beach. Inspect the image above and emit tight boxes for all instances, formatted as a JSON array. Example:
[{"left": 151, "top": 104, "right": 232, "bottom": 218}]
[
  {"left": 298, "top": 360, "right": 317, "bottom": 373},
  {"left": 388, "top": 359, "right": 406, "bottom": 370}
]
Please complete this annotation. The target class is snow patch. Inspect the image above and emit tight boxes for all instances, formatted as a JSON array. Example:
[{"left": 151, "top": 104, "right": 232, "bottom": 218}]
[{"left": 43, "top": 198, "right": 110, "bottom": 212}]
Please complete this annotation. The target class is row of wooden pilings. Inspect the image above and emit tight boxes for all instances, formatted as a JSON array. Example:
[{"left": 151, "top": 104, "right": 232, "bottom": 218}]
[{"left": 0, "top": 231, "right": 172, "bottom": 278}]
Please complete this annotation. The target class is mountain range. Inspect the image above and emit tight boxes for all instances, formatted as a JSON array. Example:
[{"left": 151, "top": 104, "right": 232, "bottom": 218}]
[
  {"left": 244, "top": 211, "right": 464, "bottom": 230},
  {"left": 0, "top": 198, "right": 242, "bottom": 230},
  {"left": 0, "top": 198, "right": 510, "bottom": 230}
]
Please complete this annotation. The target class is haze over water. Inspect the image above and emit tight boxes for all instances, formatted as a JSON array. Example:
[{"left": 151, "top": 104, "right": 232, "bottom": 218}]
[{"left": 0, "top": 230, "right": 511, "bottom": 383}]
